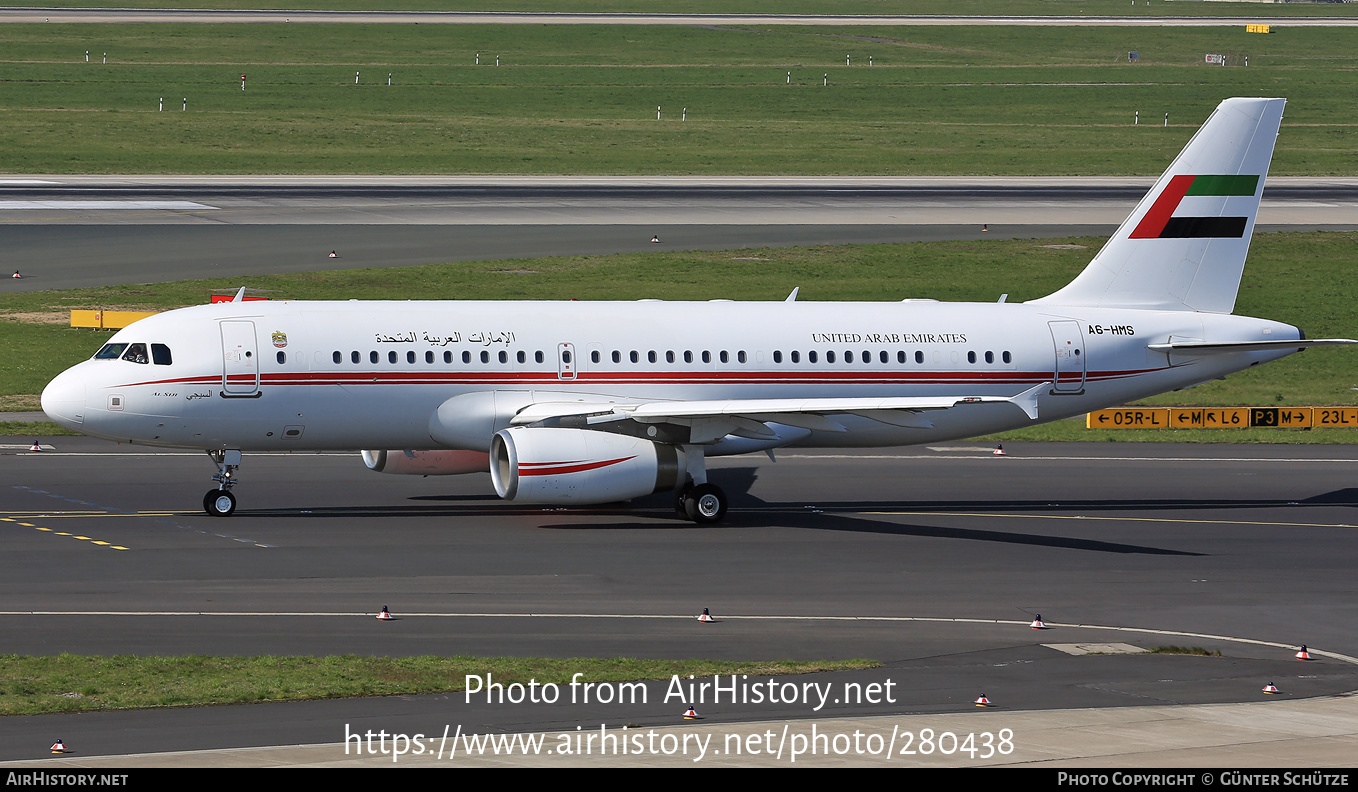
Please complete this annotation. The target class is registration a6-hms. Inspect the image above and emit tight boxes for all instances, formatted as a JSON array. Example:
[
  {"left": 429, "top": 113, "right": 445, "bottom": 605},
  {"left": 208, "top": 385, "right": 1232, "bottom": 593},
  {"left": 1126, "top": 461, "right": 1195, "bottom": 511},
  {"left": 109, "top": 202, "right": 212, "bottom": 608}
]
[{"left": 40, "top": 98, "right": 1355, "bottom": 523}]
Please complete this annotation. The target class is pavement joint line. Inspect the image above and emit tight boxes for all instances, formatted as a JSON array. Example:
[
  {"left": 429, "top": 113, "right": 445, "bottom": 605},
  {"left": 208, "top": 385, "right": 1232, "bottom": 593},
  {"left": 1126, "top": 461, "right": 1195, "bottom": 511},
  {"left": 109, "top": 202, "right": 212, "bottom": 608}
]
[
  {"left": 1, "top": 612, "right": 1352, "bottom": 665},
  {"left": 863, "top": 511, "right": 1357, "bottom": 529}
]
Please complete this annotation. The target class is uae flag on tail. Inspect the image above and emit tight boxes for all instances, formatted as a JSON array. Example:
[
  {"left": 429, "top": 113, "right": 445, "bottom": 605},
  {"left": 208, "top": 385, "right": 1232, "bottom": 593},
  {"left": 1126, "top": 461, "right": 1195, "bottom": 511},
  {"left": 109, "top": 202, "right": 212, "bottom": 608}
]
[{"left": 1130, "top": 174, "right": 1259, "bottom": 239}]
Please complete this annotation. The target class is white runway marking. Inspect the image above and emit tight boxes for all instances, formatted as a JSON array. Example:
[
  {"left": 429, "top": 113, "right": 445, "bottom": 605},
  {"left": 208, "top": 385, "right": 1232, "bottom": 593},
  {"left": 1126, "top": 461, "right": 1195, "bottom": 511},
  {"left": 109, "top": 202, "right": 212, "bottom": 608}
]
[
  {"left": 0, "top": 200, "right": 216, "bottom": 210},
  {"left": 1, "top": 611, "right": 1352, "bottom": 664}
]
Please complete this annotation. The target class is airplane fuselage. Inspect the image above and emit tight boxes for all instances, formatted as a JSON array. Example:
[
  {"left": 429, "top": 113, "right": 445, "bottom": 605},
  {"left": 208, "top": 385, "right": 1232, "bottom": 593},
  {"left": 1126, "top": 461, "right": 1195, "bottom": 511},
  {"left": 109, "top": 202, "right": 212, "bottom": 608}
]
[{"left": 42, "top": 298, "right": 1302, "bottom": 453}]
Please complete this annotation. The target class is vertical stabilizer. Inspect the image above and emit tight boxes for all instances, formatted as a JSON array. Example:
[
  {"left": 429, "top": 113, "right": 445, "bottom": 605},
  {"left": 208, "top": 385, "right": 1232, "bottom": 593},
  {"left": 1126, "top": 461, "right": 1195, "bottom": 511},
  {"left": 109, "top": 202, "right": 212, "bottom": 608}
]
[{"left": 1031, "top": 98, "right": 1284, "bottom": 314}]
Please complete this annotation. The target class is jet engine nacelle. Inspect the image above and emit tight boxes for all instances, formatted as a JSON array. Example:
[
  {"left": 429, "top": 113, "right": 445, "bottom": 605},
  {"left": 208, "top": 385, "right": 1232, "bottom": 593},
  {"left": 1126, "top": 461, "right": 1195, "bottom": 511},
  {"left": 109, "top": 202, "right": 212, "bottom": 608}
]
[
  {"left": 362, "top": 449, "right": 490, "bottom": 475},
  {"left": 491, "top": 427, "right": 688, "bottom": 504}
]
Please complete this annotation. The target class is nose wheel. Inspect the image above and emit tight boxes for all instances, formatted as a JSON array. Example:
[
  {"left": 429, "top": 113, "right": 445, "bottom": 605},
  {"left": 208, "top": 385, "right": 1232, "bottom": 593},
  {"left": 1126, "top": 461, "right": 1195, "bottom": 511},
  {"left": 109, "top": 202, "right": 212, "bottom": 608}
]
[
  {"left": 204, "top": 449, "right": 242, "bottom": 517},
  {"left": 204, "top": 489, "right": 236, "bottom": 517}
]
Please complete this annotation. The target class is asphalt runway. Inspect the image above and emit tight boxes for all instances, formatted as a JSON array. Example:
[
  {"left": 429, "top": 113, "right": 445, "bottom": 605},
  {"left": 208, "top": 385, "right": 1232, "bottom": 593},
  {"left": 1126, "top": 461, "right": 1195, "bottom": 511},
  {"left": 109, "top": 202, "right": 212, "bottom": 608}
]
[
  {"left": 2, "top": 438, "right": 1357, "bottom": 763},
  {"left": 2, "top": 178, "right": 1354, "bottom": 291}
]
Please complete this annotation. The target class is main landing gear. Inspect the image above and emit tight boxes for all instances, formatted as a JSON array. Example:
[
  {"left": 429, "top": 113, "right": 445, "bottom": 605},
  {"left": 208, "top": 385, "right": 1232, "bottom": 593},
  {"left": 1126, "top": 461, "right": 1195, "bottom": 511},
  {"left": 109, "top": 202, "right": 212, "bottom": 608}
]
[
  {"left": 674, "top": 446, "right": 727, "bottom": 524},
  {"left": 204, "top": 449, "right": 241, "bottom": 517},
  {"left": 677, "top": 482, "right": 728, "bottom": 524}
]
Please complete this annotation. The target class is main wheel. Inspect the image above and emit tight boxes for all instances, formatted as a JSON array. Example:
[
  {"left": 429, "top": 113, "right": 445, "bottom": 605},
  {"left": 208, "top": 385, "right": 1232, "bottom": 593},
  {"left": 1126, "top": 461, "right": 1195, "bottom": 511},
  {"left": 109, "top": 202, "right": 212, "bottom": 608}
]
[
  {"left": 204, "top": 489, "right": 236, "bottom": 517},
  {"left": 683, "top": 483, "right": 727, "bottom": 524}
]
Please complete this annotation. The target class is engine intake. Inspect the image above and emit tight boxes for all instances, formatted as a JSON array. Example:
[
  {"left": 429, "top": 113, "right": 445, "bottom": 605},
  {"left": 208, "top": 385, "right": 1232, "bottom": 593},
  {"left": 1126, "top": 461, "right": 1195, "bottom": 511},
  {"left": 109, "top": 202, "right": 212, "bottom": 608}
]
[{"left": 491, "top": 427, "right": 687, "bottom": 504}]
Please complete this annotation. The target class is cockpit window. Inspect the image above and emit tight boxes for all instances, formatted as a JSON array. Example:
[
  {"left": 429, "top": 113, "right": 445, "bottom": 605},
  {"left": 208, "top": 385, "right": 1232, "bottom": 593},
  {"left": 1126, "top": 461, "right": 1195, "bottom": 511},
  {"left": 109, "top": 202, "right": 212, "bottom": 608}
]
[
  {"left": 151, "top": 344, "right": 172, "bottom": 365},
  {"left": 94, "top": 343, "right": 128, "bottom": 360},
  {"left": 121, "top": 343, "right": 149, "bottom": 364}
]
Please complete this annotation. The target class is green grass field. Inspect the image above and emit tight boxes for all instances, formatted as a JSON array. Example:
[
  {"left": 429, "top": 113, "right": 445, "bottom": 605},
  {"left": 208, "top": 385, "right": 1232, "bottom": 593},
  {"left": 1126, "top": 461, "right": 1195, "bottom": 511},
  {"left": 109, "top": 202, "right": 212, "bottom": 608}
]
[
  {"left": 0, "top": 654, "right": 874, "bottom": 715},
  {"left": 1, "top": 22, "right": 1354, "bottom": 174},
  {"left": 18, "top": 0, "right": 1358, "bottom": 16}
]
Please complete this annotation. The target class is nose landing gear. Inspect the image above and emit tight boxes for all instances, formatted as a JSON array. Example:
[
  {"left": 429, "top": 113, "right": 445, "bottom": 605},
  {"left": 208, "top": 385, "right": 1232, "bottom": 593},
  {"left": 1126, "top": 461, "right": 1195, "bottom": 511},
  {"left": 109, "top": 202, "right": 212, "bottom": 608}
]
[{"left": 204, "top": 449, "right": 241, "bottom": 517}]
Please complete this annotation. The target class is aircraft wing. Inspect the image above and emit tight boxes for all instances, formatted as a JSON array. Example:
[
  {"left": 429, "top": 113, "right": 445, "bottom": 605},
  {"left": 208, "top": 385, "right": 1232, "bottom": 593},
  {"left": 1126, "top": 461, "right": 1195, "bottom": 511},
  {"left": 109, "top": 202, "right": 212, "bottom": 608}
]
[{"left": 510, "top": 383, "right": 1046, "bottom": 442}]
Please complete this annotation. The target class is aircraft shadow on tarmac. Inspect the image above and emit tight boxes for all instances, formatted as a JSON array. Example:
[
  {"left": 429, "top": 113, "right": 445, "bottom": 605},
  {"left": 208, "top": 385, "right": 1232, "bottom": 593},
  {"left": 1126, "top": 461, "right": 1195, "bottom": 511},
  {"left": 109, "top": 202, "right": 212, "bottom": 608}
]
[{"left": 241, "top": 472, "right": 1356, "bottom": 556}]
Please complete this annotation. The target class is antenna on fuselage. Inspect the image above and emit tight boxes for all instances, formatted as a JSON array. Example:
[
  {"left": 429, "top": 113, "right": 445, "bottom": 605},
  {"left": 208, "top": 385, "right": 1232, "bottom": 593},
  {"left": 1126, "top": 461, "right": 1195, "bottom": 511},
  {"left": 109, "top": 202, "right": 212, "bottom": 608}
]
[
  {"left": 785, "top": 287, "right": 799, "bottom": 302},
  {"left": 230, "top": 287, "right": 246, "bottom": 303}
]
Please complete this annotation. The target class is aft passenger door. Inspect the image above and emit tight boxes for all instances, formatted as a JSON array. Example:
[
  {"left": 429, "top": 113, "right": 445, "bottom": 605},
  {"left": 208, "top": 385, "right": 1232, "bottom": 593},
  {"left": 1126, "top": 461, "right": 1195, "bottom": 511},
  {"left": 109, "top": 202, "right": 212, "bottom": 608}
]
[
  {"left": 1048, "top": 320, "right": 1086, "bottom": 394},
  {"left": 221, "top": 320, "right": 260, "bottom": 395}
]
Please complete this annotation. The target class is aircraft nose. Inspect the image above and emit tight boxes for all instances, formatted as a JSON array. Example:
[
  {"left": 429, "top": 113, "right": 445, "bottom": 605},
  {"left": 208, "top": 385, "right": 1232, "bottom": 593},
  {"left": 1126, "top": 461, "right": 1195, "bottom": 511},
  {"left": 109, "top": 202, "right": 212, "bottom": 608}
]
[{"left": 40, "top": 366, "right": 86, "bottom": 429}]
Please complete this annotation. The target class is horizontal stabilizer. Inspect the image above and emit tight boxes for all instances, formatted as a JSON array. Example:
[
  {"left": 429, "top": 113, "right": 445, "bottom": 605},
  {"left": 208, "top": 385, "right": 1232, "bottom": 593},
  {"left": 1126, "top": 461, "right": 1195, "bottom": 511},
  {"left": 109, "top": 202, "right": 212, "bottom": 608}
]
[{"left": 1147, "top": 339, "right": 1356, "bottom": 355}]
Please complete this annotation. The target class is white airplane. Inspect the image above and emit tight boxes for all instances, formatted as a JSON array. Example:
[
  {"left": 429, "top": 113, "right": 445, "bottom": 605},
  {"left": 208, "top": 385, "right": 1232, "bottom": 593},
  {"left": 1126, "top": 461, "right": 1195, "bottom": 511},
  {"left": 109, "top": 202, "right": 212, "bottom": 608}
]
[{"left": 40, "top": 97, "right": 1353, "bottom": 523}]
